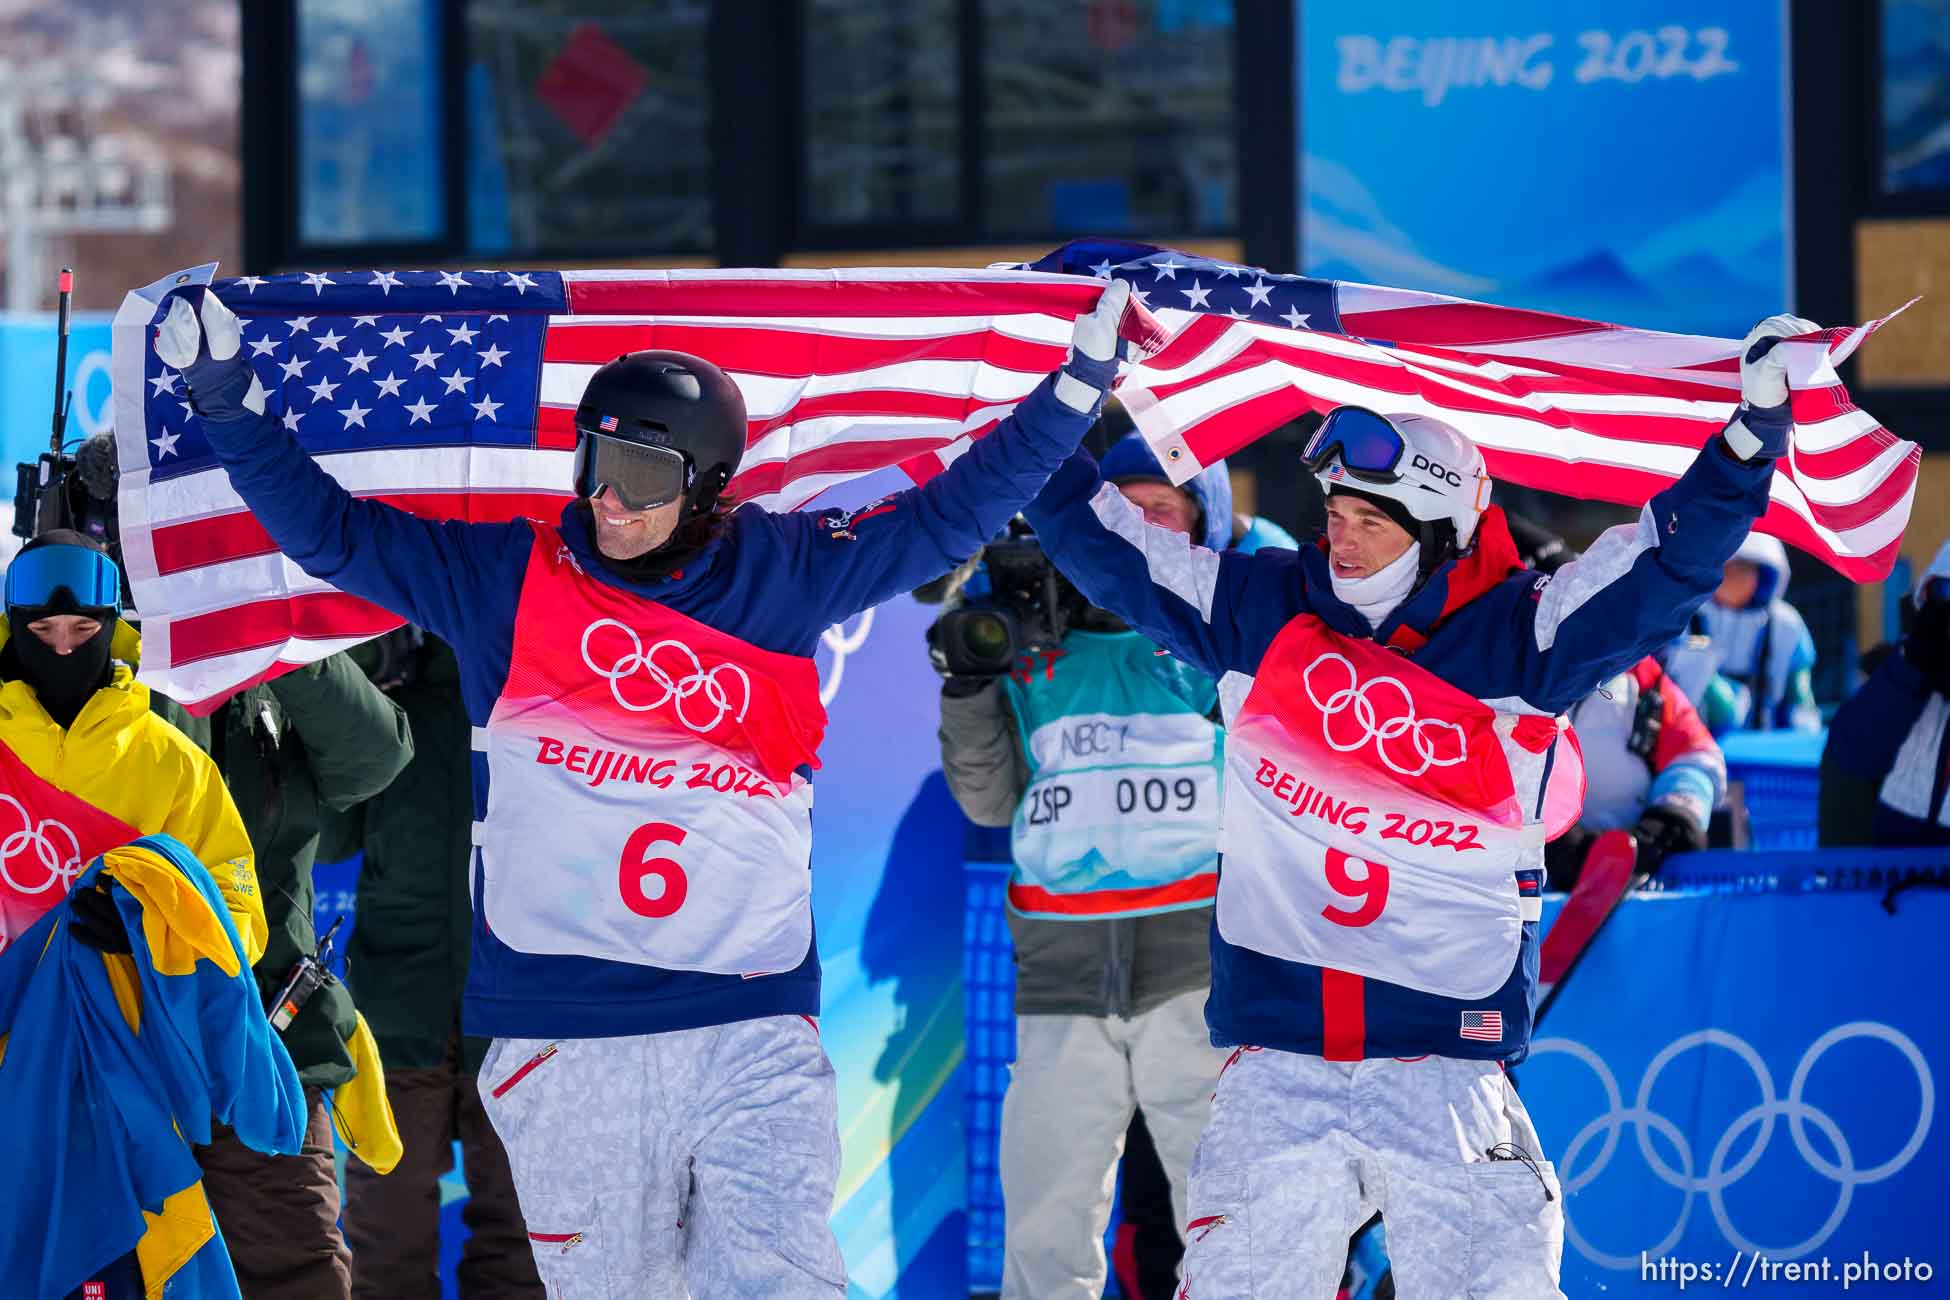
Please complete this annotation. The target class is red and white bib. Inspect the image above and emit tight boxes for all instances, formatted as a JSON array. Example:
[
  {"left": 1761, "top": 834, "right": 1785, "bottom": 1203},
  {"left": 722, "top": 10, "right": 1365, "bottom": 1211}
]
[
  {"left": 1218, "top": 616, "right": 1582, "bottom": 1000},
  {"left": 0, "top": 739, "right": 140, "bottom": 955},
  {"left": 476, "top": 531, "right": 829, "bottom": 975}
]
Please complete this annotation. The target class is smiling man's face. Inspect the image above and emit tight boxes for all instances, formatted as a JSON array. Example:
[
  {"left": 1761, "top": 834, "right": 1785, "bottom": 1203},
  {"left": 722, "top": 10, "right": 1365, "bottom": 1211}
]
[
  {"left": 589, "top": 486, "right": 685, "bottom": 560},
  {"left": 1324, "top": 494, "right": 1415, "bottom": 579}
]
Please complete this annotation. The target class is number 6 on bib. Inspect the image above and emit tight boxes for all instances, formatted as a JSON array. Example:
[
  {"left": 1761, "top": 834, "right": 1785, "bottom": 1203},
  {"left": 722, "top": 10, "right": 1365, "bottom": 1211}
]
[{"left": 619, "top": 822, "right": 688, "bottom": 919}]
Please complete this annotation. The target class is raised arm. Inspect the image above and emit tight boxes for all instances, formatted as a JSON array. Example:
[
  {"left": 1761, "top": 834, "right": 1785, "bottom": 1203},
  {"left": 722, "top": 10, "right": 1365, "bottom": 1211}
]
[
  {"left": 1508, "top": 315, "right": 1809, "bottom": 714},
  {"left": 1511, "top": 443, "right": 1776, "bottom": 714},
  {"left": 770, "top": 281, "right": 1131, "bottom": 626},
  {"left": 156, "top": 290, "right": 532, "bottom": 648},
  {"left": 1021, "top": 451, "right": 1308, "bottom": 681}
]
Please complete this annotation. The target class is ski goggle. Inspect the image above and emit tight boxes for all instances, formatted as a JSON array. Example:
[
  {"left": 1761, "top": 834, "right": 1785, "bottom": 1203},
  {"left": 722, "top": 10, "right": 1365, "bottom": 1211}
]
[
  {"left": 572, "top": 431, "right": 691, "bottom": 512},
  {"left": 2, "top": 543, "right": 122, "bottom": 616},
  {"left": 1300, "top": 406, "right": 1407, "bottom": 483}
]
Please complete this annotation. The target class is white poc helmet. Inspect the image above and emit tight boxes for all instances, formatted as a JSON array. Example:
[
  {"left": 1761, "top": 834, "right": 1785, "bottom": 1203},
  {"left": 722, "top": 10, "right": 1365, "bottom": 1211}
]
[{"left": 1306, "top": 408, "right": 1493, "bottom": 550}]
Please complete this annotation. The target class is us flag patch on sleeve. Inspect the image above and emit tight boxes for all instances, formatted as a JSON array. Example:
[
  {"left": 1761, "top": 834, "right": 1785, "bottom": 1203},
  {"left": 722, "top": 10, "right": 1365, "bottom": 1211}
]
[{"left": 1460, "top": 1010, "right": 1503, "bottom": 1042}]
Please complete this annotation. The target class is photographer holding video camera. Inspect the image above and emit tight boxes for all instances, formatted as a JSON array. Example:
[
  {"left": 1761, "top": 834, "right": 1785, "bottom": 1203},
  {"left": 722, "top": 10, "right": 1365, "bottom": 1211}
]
[{"left": 932, "top": 432, "right": 1293, "bottom": 1300}]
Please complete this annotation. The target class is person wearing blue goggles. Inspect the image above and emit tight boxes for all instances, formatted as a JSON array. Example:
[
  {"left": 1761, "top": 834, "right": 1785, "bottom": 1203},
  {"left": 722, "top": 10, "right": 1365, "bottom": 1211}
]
[
  {"left": 1300, "top": 406, "right": 1493, "bottom": 594},
  {"left": 2, "top": 531, "right": 125, "bottom": 729}
]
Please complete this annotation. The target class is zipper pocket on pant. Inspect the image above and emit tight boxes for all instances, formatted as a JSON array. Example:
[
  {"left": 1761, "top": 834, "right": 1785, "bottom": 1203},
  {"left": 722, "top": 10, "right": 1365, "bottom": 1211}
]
[
  {"left": 491, "top": 1043, "right": 558, "bottom": 1098},
  {"left": 528, "top": 1229, "right": 583, "bottom": 1255}
]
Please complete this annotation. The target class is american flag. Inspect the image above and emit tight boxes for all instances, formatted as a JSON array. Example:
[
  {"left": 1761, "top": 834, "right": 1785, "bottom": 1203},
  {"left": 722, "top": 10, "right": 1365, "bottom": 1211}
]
[
  {"left": 112, "top": 246, "right": 1916, "bottom": 711},
  {"left": 1460, "top": 1010, "right": 1504, "bottom": 1043},
  {"left": 111, "top": 261, "right": 1117, "bottom": 711},
  {"left": 1024, "top": 240, "right": 1919, "bottom": 587}
]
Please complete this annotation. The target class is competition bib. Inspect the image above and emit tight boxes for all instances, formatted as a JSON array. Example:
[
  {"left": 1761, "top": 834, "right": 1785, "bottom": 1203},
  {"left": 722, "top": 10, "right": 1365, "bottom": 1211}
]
[
  {"left": 1009, "top": 709, "right": 1220, "bottom": 910},
  {"left": 0, "top": 740, "right": 140, "bottom": 955},
  {"left": 478, "top": 533, "right": 828, "bottom": 975},
  {"left": 1218, "top": 616, "right": 1580, "bottom": 1000}
]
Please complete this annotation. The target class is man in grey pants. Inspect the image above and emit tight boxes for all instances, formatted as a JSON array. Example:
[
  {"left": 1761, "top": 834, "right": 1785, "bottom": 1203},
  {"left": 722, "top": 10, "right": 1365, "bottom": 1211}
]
[{"left": 936, "top": 435, "right": 1294, "bottom": 1300}]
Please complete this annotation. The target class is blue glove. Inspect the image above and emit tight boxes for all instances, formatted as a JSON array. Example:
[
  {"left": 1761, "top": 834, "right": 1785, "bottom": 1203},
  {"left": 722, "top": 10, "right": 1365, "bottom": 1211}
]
[
  {"left": 154, "top": 288, "right": 269, "bottom": 422},
  {"left": 1722, "top": 313, "right": 1818, "bottom": 461}
]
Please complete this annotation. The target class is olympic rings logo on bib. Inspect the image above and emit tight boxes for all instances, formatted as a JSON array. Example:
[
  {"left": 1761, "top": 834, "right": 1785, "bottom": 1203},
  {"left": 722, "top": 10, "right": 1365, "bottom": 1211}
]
[
  {"left": 0, "top": 795, "right": 84, "bottom": 896},
  {"left": 580, "top": 619, "right": 752, "bottom": 732},
  {"left": 1302, "top": 652, "right": 1467, "bottom": 777}
]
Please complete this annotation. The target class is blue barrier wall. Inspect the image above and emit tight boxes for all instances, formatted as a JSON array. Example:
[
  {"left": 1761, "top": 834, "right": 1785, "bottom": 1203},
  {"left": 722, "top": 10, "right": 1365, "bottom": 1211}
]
[{"left": 1527, "top": 850, "right": 1946, "bottom": 1297}]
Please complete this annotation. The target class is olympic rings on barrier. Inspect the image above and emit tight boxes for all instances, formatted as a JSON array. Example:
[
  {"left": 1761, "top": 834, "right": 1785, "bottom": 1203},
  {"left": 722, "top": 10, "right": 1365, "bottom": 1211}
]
[
  {"left": 1528, "top": 1025, "right": 1934, "bottom": 1268},
  {"left": 580, "top": 619, "right": 752, "bottom": 732},
  {"left": 0, "top": 795, "right": 83, "bottom": 897},
  {"left": 1301, "top": 652, "right": 1468, "bottom": 777}
]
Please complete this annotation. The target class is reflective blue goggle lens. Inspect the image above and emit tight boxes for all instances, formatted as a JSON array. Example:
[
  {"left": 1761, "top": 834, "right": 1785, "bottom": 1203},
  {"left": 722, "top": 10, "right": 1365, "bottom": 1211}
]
[
  {"left": 1302, "top": 406, "right": 1407, "bottom": 479},
  {"left": 3, "top": 544, "right": 121, "bottom": 615}
]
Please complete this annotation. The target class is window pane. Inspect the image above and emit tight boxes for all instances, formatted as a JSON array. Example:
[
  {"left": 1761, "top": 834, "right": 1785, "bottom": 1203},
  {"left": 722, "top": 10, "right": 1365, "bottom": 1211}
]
[
  {"left": 982, "top": 0, "right": 1235, "bottom": 239},
  {"left": 297, "top": 0, "right": 445, "bottom": 244},
  {"left": 803, "top": 0, "right": 962, "bottom": 228},
  {"left": 468, "top": 1, "right": 713, "bottom": 254},
  {"left": 1883, "top": 0, "right": 1950, "bottom": 194}
]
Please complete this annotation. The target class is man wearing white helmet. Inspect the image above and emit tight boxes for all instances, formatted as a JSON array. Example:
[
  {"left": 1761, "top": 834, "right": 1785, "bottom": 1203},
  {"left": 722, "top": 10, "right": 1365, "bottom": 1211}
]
[{"left": 1021, "top": 317, "right": 1814, "bottom": 1297}]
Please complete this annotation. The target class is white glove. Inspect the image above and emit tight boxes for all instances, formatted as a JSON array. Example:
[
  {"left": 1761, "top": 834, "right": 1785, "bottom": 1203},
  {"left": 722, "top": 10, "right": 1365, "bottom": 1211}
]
[
  {"left": 1738, "top": 313, "right": 1819, "bottom": 410},
  {"left": 1070, "top": 277, "right": 1130, "bottom": 364},
  {"left": 155, "top": 288, "right": 267, "bottom": 417},
  {"left": 1055, "top": 278, "right": 1130, "bottom": 414}
]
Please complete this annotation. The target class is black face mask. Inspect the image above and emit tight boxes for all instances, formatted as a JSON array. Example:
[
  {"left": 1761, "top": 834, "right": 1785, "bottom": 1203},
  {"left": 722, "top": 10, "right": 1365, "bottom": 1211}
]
[{"left": 3, "top": 611, "right": 116, "bottom": 729}]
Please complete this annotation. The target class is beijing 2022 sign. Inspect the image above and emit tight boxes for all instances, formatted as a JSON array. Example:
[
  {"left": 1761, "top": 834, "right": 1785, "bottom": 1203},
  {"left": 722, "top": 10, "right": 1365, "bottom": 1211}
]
[{"left": 1299, "top": 1, "right": 1790, "bottom": 340}]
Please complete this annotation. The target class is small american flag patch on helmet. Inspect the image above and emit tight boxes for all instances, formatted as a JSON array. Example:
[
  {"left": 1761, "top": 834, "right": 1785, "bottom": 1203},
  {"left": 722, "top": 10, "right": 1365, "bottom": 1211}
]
[{"left": 599, "top": 414, "right": 618, "bottom": 431}]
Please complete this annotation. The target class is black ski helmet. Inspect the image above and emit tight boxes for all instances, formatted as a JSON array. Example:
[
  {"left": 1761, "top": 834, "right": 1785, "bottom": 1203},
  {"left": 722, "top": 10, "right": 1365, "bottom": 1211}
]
[{"left": 572, "top": 350, "right": 747, "bottom": 517}]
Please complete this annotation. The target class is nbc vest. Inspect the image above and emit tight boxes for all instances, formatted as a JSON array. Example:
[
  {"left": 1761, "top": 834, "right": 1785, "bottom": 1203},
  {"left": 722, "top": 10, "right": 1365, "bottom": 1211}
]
[{"left": 1000, "top": 629, "right": 1223, "bottom": 920}]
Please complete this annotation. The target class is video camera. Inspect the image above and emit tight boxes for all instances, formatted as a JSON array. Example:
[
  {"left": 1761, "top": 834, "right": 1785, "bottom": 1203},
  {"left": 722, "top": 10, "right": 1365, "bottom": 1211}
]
[
  {"left": 12, "top": 268, "right": 116, "bottom": 552},
  {"left": 928, "top": 519, "right": 1086, "bottom": 678}
]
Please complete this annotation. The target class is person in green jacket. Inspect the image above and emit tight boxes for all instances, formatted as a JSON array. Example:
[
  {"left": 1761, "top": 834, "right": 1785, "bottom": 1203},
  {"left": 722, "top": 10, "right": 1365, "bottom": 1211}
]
[
  {"left": 326, "top": 629, "right": 542, "bottom": 1300},
  {"left": 155, "top": 649, "right": 414, "bottom": 1300}
]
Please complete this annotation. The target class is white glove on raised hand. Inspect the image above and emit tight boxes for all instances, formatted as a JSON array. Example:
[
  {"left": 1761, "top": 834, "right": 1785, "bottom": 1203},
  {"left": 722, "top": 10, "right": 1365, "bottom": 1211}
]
[
  {"left": 1738, "top": 313, "right": 1819, "bottom": 410},
  {"left": 1055, "top": 278, "right": 1131, "bottom": 414},
  {"left": 155, "top": 288, "right": 268, "bottom": 418},
  {"left": 1724, "top": 312, "right": 1819, "bottom": 462}
]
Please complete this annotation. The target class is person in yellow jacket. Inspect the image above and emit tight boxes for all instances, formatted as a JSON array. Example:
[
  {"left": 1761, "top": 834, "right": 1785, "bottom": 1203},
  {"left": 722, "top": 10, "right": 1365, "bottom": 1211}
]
[
  {"left": 1, "top": 531, "right": 265, "bottom": 962},
  {"left": 0, "top": 531, "right": 401, "bottom": 1298}
]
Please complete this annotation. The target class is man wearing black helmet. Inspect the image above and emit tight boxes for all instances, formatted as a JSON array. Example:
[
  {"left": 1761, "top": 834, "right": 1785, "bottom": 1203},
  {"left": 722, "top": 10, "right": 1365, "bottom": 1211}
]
[{"left": 154, "top": 278, "right": 1134, "bottom": 1298}]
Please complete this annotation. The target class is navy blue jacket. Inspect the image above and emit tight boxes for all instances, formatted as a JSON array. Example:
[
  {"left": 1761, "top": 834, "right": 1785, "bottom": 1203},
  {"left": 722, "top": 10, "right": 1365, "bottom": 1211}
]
[
  {"left": 1023, "top": 439, "right": 1775, "bottom": 1060},
  {"left": 1821, "top": 651, "right": 1950, "bottom": 847},
  {"left": 196, "top": 353, "right": 1114, "bottom": 1040}
]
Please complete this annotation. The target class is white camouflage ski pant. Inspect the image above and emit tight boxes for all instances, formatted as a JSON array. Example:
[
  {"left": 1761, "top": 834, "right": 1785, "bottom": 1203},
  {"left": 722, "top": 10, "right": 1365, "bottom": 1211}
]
[
  {"left": 1000, "top": 988, "right": 1228, "bottom": 1300},
  {"left": 478, "top": 1015, "right": 846, "bottom": 1299},
  {"left": 1178, "top": 1048, "right": 1564, "bottom": 1299}
]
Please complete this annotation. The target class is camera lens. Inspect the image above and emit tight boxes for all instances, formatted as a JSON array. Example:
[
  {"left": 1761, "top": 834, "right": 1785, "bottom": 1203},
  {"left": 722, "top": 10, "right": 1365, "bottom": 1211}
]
[{"left": 959, "top": 611, "right": 1012, "bottom": 661}]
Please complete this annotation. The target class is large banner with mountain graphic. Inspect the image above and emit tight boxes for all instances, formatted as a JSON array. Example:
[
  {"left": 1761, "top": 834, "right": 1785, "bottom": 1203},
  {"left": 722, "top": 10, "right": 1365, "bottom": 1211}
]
[{"left": 1300, "top": 1, "right": 1790, "bottom": 339}]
